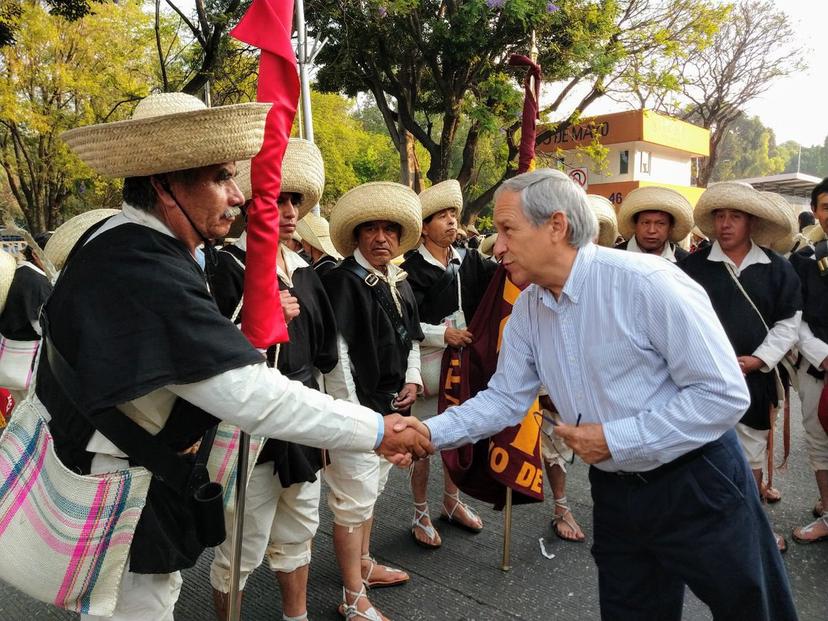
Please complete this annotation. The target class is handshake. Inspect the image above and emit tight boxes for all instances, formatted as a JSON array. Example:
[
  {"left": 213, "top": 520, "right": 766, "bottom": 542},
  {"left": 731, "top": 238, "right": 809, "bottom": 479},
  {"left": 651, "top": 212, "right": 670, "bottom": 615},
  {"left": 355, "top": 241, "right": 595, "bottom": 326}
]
[{"left": 376, "top": 414, "right": 435, "bottom": 467}]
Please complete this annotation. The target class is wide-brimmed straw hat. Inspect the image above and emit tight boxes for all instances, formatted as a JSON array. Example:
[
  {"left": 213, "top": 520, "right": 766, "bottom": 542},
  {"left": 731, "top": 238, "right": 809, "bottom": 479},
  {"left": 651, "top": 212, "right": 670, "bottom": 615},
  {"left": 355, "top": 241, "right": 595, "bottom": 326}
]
[
  {"left": 44, "top": 209, "right": 120, "bottom": 271},
  {"left": 617, "top": 186, "right": 693, "bottom": 243},
  {"left": 761, "top": 192, "right": 800, "bottom": 253},
  {"left": 61, "top": 93, "right": 271, "bottom": 178},
  {"left": 420, "top": 180, "right": 463, "bottom": 221},
  {"left": 235, "top": 139, "right": 324, "bottom": 219},
  {"left": 330, "top": 182, "right": 422, "bottom": 259},
  {"left": 803, "top": 223, "right": 826, "bottom": 244},
  {"left": 296, "top": 212, "right": 342, "bottom": 259},
  {"left": 694, "top": 182, "right": 792, "bottom": 247},
  {"left": 0, "top": 250, "right": 16, "bottom": 314},
  {"left": 480, "top": 233, "right": 498, "bottom": 257},
  {"left": 587, "top": 194, "right": 618, "bottom": 247}
]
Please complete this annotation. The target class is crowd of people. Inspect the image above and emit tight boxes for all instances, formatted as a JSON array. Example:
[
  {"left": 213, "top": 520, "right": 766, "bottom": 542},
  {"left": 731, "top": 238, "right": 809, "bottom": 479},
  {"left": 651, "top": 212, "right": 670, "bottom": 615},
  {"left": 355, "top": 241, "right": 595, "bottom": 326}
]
[{"left": 0, "top": 91, "right": 826, "bottom": 621}]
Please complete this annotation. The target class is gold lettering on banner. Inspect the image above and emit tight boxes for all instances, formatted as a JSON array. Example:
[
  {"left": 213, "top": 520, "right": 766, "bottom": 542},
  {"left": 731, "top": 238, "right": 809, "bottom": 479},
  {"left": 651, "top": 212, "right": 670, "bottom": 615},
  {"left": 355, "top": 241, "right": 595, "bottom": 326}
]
[
  {"left": 509, "top": 399, "right": 542, "bottom": 456},
  {"left": 515, "top": 462, "right": 544, "bottom": 494},
  {"left": 490, "top": 447, "right": 508, "bottom": 473}
]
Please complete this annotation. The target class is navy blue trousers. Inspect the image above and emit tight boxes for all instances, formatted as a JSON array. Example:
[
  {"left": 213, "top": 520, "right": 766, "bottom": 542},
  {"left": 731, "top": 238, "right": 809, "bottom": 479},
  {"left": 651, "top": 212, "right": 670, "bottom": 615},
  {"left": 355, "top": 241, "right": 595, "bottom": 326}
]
[{"left": 589, "top": 429, "right": 797, "bottom": 621}]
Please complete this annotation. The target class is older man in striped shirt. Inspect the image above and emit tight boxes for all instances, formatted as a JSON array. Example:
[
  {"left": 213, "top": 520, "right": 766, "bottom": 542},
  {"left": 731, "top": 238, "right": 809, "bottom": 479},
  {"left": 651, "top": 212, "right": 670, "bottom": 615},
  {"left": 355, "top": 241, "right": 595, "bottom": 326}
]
[{"left": 421, "top": 169, "right": 796, "bottom": 621}]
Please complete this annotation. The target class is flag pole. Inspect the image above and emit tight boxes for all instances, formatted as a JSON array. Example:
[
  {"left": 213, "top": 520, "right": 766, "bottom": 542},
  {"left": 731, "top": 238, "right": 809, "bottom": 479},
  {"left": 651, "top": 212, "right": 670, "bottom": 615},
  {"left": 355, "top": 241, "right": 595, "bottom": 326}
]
[
  {"left": 500, "top": 487, "right": 513, "bottom": 571},
  {"left": 227, "top": 432, "right": 250, "bottom": 621}
]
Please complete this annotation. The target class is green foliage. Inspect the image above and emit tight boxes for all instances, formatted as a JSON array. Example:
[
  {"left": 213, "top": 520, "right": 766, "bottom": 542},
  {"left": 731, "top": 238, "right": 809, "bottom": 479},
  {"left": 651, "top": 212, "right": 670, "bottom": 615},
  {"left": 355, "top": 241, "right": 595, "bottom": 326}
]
[
  {"left": 782, "top": 136, "right": 828, "bottom": 178},
  {"left": 711, "top": 114, "right": 795, "bottom": 182},
  {"left": 293, "top": 92, "right": 401, "bottom": 208},
  {"left": 0, "top": 0, "right": 159, "bottom": 231}
]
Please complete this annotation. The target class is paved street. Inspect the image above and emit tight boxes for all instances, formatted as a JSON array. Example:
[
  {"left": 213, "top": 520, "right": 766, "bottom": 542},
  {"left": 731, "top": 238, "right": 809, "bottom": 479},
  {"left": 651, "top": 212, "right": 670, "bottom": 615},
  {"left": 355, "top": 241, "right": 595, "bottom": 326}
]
[{"left": 2, "top": 396, "right": 827, "bottom": 620}]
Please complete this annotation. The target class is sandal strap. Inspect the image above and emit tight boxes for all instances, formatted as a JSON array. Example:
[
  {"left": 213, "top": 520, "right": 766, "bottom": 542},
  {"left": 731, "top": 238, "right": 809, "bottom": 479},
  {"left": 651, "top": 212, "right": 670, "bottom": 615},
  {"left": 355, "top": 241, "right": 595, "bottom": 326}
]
[
  {"left": 412, "top": 501, "right": 437, "bottom": 539},
  {"left": 342, "top": 586, "right": 383, "bottom": 621},
  {"left": 442, "top": 491, "right": 481, "bottom": 523}
]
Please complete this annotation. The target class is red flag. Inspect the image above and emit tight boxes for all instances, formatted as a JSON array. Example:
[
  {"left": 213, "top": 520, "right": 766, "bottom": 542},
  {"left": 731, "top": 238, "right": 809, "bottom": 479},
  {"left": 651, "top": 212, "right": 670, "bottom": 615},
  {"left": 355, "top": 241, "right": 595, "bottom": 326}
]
[
  {"left": 439, "top": 266, "right": 544, "bottom": 509},
  {"left": 508, "top": 54, "right": 541, "bottom": 174},
  {"left": 230, "top": 0, "right": 298, "bottom": 348}
]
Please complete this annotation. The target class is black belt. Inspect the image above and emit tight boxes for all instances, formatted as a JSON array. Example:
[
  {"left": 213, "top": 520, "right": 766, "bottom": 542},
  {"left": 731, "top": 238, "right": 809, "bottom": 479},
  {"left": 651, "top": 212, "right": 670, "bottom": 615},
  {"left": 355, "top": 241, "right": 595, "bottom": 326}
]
[{"left": 600, "top": 444, "right": 708, "bottom": 485}]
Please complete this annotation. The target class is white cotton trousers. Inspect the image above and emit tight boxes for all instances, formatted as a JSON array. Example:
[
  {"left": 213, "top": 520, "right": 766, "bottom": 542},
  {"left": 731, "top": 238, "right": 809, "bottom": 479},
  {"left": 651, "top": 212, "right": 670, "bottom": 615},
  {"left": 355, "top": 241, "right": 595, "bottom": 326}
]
[
  {"left": 210, "top": 462, "right": 320, "bottom": 593},
  {"left": 735, "top": 422, "right": 770, "bottom": 471},
  {"left": 798, "top": 365, "right": 828, "bottom": 471}
]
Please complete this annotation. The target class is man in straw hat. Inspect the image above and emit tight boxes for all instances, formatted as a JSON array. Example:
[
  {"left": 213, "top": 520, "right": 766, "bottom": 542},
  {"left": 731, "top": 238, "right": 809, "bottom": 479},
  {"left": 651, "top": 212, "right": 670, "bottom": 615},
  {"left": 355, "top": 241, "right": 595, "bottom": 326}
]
[
  {"left": 297, "top": 210, "right": 342, "bottom": 277},
  {"left": 400, "top": 180, "right": 497, "bottom": 548},
  {"left": 679, "top": 182, "right": 802, "bottom": 553},
  {"left": 41, "top": 92, "right": 431, "bottom": 621},
  {"left": 615, "top": 186, "right": 694, "bottom": 262},
  {"left": 420, "top": 168, "right": 796, "bottom": 620},
  {"left": 790, "top": 176, "right": 828, "bottom": 544},
  {"left": 323, "top": 181, "right": 426, "bottom": 619},
  {"left": 208, "top": 139, "right": 335, "bottom": 621}
]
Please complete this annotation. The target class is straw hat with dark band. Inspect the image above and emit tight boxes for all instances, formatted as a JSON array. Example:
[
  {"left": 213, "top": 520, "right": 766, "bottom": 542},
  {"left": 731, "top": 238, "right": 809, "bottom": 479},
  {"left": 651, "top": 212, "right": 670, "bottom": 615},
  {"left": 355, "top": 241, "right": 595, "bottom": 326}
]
[
  {"left": 61, "top": 93, "right": 271, "bottom": 179},
  {"left": 296, "top": 212, "right": 342, "bottom": 259},
  {"left": 694, "top": 182, "right": 792, "bottom": 247},
  {"left": 44, "top": 209, "right": 120, "bottom": 271},
  {"left": 617, "top": 186, "right": 693, "bottom": 242},
  {"left": 420, "top": 180, "right": 463, "bottom": 221},
  {"left": 330, "top": 182, "right": 422, "bottom": 259},
  {"left": 235, "top": 138, "right": 325, "bottom": 219},
  {"left": 0, "top": 250, "right": 17, "bottom": 314},
  {"left": 762, "top": 192, "right": 801, "bottom": 253},
  {"left": 480, "top": 233, "right": 498, "bottom": 257},
  {"left": 587, "top": 194, "right": 619, "bottom": 247}
]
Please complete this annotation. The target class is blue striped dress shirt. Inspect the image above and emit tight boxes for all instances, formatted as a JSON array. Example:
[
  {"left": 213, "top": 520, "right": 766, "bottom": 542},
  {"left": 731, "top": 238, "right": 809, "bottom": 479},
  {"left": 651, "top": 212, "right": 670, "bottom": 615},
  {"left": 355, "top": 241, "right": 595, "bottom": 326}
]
[{"left": 425, "top": 243, "right": 751, "bottom": 472}]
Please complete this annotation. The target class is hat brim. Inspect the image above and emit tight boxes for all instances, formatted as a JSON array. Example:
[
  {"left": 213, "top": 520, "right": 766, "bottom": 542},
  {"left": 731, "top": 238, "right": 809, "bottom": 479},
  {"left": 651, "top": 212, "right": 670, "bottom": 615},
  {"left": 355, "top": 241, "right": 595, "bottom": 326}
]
[
  {"left": 330, "top": 182, "right": 422, "bottom": 259},
  {"left": 61, "top": 103, "right": 271, "bottom": 178},
  {"left": 420, "top": 180, "right": 463, "bottom": 221},
  {"left": 587, "top": 195, "right": 619, "bottom": 247},
  {"left": 695, "top": 183, "right": 792, "bottom": 247},
  {"left": 0, "top": 251, "right": 17, "bottom": 314},
  {"left": 617, "top": 187, "right": 693, "bottom": 242},
  {"left": 296, "top": 215, "right": 342, "bottom": 260},
  {"left": 44, "top": 209, "right": 121, "bottom": 271}
]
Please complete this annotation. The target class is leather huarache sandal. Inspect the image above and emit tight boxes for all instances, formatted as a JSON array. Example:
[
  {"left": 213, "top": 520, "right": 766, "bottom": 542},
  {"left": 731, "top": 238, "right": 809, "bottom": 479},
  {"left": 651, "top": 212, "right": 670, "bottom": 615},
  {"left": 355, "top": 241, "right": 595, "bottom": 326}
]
[
  {"left": 551, "top": 497, "right": 585, "bottom": 543},
  {"left": 793, "top": 514, "right": 828, "bottom": 544},
  {"left": 338, "top": 585, "right": 389, "bottom": 621},
  {"left": 439, "top": 490, "right": 483, "bottom": 533},
  {"left": 411, "top": 501, "right": 441, "bottom": 548},
  {"left": 761, "top": 483, "right": 782, "bottom": 504},
  {"left": 360, "top": 554, "right": 409, "bottom": 588}
]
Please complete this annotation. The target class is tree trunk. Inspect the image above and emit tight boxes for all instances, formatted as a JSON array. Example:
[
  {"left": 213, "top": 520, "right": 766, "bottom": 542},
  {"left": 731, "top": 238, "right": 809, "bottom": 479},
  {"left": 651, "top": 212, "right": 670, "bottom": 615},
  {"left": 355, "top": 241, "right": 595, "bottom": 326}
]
[{"left": 398, "top": 121, "right": 423, "bottom": 192}]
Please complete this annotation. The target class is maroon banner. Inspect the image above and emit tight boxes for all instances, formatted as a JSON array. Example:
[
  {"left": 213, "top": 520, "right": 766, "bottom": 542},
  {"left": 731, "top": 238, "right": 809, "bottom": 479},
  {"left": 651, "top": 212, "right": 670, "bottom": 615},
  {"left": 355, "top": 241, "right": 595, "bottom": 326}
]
[
  {"left": 508, "top": 54, "right": 541, "bottom": 174},
  {"left": 439, "top": 266, "right": 544, "bottom": 509}
]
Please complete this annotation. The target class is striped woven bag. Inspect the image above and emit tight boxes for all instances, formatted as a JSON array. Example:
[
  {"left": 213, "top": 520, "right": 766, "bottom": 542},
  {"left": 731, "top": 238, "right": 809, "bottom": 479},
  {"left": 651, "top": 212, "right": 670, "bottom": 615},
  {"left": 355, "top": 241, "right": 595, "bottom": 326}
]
[{"left": 0, "top": 393, "right": 151, "bottom": 616}]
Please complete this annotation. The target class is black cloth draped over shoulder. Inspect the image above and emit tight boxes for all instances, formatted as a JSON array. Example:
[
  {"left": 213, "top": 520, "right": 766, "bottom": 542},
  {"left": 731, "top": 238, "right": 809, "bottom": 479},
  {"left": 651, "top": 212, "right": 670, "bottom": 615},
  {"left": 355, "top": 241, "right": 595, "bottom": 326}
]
[
  {"left": 679, "top": 246, "right": 802, "bottom": 430},
  {"left": 37, "top": 220, "right": 264, "bottom": 574},
  {"left": 322, "top": 255, "right": 423, "bottom": 414},
  {"left": 400, "top": 247, "right": 497, "bottom": 325},
  {"left": 0, "top": 264, "right": 52, "bottom": 341},
  {"left": 212, "top": 243, "right": 338, "bottom": 487}
]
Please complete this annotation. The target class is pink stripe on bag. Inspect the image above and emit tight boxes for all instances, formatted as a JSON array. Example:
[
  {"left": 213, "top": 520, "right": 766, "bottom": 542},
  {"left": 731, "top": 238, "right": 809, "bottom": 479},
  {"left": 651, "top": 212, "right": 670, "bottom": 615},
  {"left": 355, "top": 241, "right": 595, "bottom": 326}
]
[
  {"left": 214, "top": 432, "right": 239, "bottom": 483},
  {"left": 55, "top": 479, "right": 109, "bottom": 605},
  {"left": 0, "top": 430, "right": 48, "bottom": 537}
]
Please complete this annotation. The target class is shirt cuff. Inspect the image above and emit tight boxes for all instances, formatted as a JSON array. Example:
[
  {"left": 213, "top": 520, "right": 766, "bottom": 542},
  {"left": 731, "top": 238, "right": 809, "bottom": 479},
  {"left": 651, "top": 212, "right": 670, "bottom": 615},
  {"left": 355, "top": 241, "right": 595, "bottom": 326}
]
[
  {"left": 405, "top": 368, "right": 423, "bottom": 388},
  {"left": 602, "top": 416, "right": 646, "bottom": 465},
  {"left": 374, "top": 412, "right": 384, "bottom": 450}
]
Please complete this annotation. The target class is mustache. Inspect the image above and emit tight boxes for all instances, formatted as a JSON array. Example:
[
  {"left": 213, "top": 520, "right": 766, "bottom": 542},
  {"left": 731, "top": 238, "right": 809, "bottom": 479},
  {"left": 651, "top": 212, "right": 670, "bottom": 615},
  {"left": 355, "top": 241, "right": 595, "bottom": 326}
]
[{"left": 222, "top": 207, "right": 241, "bottom": 219}]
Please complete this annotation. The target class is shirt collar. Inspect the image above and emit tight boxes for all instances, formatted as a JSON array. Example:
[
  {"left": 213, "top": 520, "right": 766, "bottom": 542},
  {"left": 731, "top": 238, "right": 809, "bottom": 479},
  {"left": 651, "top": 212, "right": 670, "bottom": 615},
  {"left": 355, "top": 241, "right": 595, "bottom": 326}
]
[
  {"left": 234, "top": 231, "right": 247, "bottom": 252},
  {"left": 554, "top": 242, "right": 596, "bottom": 305},
  {"left": 707, "top": 240, "right": 770, "bottom": 275},
  {"left": 17, "top": 260, "right": 46, "bottom": 277},
  {"left": 628, "top": 235, "right": 676, "bottom": 261},
  {"left": 277, "top": 243, "right": 308, "bottom": 286},
  {"left": 121, "top": 202, "right": 177, "bottom": 238},
  {"left": 354, "top": 247, "right": 405, "bottom": 281},
  {"left": 417, "top": 243, "right": 462, "bottom": 271}
]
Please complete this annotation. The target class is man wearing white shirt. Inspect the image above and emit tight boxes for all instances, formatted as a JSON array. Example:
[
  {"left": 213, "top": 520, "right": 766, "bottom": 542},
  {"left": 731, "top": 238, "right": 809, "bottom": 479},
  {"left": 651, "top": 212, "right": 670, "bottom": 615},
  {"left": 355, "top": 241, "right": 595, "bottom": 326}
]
[
  {"left": 680, "top": 182, "right": 802, "bottom": 554},
  {"left": 422, "top": 169, "right": 796, "bottom": 620}
]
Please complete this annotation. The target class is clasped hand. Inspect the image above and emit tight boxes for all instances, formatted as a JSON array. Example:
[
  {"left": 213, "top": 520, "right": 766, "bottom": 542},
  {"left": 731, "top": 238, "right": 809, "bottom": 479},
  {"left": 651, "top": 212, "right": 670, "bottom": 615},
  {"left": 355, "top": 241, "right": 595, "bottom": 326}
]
[{"left": 376, "top": 414, "right": 434, "bottom": 467}]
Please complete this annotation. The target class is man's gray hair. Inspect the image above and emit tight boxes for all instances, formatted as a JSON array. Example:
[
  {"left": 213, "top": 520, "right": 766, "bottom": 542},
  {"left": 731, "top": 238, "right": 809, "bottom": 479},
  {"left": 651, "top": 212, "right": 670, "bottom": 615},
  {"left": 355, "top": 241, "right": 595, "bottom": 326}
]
[{"left": 494, "top": 168, "right": 598, "bottom": 248}]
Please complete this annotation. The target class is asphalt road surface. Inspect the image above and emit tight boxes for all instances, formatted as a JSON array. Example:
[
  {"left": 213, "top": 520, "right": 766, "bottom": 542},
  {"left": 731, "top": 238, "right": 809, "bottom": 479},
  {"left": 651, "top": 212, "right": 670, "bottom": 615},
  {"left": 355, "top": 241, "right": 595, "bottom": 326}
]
[{"left": 2, "top": 396, "right": 827, "bottom": 620}]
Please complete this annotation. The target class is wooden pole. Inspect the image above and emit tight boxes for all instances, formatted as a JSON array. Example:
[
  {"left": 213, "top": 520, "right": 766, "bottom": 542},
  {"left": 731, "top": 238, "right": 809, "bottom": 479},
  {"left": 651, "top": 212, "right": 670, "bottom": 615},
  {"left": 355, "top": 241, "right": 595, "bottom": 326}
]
[
  {"left": 226, "top": 432, "right": 250, "bottom": 621},
  {"left": 501, "top": 487, "right": 513, "bottom": 571}
]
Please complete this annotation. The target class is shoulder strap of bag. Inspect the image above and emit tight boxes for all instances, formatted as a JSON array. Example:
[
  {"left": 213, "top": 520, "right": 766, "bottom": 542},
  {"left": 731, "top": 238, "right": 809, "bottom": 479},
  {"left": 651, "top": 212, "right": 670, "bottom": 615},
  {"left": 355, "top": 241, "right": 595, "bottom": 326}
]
[
  {"left": 41, "top": 313, "right": 216, "bottom": 496},
  {"left": 340, "top": 260, "right": 412, "bottom": 351}
]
